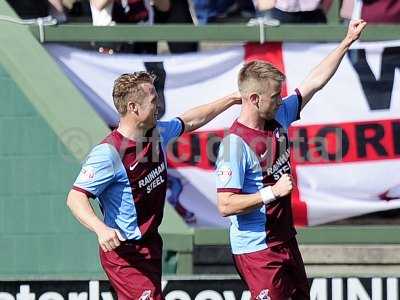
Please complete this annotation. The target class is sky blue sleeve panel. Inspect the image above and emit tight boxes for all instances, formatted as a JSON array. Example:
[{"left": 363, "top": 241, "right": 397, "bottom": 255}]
[
  {"left": 216, "top": 136, "right": 267, "bottom": 254},
  {"left": 215, "top": 135, "right": 247, "bottom": 192},
  {"left": 275, "top": 91, "right": 302, "bottom": 129},
  {"left": 157, "top": 117, "right": 185, "bottom": 148},
  {"left": 73, "top": 144, "right": 116, "bottom": 197}
]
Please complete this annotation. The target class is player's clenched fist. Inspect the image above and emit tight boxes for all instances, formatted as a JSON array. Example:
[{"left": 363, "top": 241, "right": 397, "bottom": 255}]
[
  {"left": 272, "top": 174, "right": 293, "bottom": 198},
  {"left": 345, "top": 19, "right": 367, "bottom": 44},
  {"left": 96, "top": 226, "right": 125, "bottom": 252}
]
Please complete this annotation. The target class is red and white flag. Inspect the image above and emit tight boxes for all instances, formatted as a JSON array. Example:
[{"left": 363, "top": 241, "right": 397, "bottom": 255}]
[{"left": 47, "top": 41, "right": 400, "bottom": 227}]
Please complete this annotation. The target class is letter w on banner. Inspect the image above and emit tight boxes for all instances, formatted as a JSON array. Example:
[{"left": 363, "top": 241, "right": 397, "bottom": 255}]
[{"left": 46, "top": 41, "right": 400, "bottom": 227}]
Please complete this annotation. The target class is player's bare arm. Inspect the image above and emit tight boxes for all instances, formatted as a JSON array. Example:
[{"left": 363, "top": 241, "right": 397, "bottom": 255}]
[
  {"left": 298, "top": 19, "right": 367, "bottom": 109},
  {"left": 67, "top": 190, "right": 124, "bottom": 252},
  {"left": 217, "top": 174, "right": 293, "bottom": 217},
  {"left": 179, "top": 92, "right": 241, "bottom": 133}
]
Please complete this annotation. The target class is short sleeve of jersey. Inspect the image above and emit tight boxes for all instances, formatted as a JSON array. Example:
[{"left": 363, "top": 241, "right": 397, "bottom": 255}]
[
  {"left": 72, "top": 144, "right": 116, "bottom": 198},
  {"left": 215, "top": 135, "right": 247, "bottom": 193},
  {"left": 157, "top": 117, "right": 185, "bottom": 148},
  {"left": 275, "top": 89, "right": 302, "bottom": 129}
]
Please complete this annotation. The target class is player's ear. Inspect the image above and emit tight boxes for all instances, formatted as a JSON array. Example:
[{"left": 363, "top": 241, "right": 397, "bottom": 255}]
[
  {"left": 249, "top": 93, "right": 260, "bottom": 107},
  {"left": 127, "top": 101, "right": 139, "bottom": 114}
]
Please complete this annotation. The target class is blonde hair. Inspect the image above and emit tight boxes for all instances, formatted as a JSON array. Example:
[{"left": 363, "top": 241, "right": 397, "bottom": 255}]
[
  {"left": 112, "top": 72, "right": 156, "bottom": 115},
  {"left": 238, "top": 60, "right": 285, "bottom": 94}
]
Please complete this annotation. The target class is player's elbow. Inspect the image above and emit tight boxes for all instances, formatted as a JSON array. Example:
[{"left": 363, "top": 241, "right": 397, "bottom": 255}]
[
  {"left": 218, "top": 204, "right": 230, "bottom": 217},
  {"left": 183, "top": 119, "right": 202, "bottom": 133},
  {"left": 66, "top": 190, "right": 75, "bottom": 210},
  {"left": 66, "top": 189, "right": 85, "bottom": 211},
  {"left": 179, "top": 113, "right": 207, "bottom": 133},
  {"left": 217, "top": 194, "right": 234, "bottom": 217}
]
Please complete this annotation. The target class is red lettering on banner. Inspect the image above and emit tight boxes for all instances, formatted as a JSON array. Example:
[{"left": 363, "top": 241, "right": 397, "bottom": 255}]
[
  {"left": 289, "top": 119, "right": 400, "bottom": 165},
  {"left": 289, "top": 118, "right": 400, "bottom": 226},
  {"left": 167, "top": 129, "right": 226, "bottom": 170},
  {"left": 166, "top": 119, "right": 400, "bottom": 226}
]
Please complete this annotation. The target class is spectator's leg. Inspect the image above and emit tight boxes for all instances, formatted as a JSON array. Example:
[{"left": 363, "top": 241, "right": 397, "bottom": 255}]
[
  {"left": 131, "top": 42, "right": 158, "bottom": 54},
  {"left": 238, "top": 0, "right": 256, "bottom": 16},
  {"left": 301, "top": 9, "right": 327, "bottom": 23},
  {"left": 167, "top": 0, "right": 199, "bottom": 53},
  {"left": 6, "top": 0, "right": 49, "bottom": 18},
  {"left": 154, "top": 0, "right": 198, "bottom": 53},
  {"left": 215, "top": 0, "right": 235, "bottom": 16},
  {"left": 270, "top": 8, "right": 327, "bottom": 23},
  {"left": 271, "top": 7, "right": 297, "bottom": 23},
  {"left": 48, "top": 0, "right": 67, "bottom": 22},
  {"left": 192, "top": 0, "right": 223, "bottom": 23}
]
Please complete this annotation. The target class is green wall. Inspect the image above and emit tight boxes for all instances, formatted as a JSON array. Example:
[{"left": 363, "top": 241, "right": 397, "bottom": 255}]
[
  {"left": 0, "top": 62, "right": 192, "bottom": 278},
  {"left": 0, "top": 65, "right": 103, "bottom": 279},
  {"left": 0, "top": 0, "right": 192, "bottom": 278}
]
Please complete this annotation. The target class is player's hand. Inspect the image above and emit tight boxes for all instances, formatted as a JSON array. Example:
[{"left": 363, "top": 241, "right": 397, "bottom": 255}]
[
  {"left": 96, "top": 227, "right": 125, "bottom": 252},
  {"left": 345, "top": 19, "right": 367, "bottom": 45},
  {"left": 271, "top": 174, "right": 294, "bottom": 198}
]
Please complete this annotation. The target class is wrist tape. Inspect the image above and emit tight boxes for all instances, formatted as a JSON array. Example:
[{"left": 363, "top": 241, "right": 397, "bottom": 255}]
[{"left": 260, "top": 186, "right": 276, "bottom": 205}]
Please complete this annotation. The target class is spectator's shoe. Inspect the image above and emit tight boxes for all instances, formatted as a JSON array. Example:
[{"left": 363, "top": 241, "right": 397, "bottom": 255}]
[
  {"left": 174, "top": 202, "right": 197, "bottom": 224},
  {"left": 49, "top": 5, "right": 67, "bottom": 24},
  {"left": 23, "top": 15, "right": 58, "bottom": 25},
  {"left": 52, "top": 12, "right": 67, "bottom": 24}
]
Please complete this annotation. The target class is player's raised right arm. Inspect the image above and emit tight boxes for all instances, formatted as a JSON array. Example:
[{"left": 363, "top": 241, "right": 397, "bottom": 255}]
[{"left": 298, "top": 19, "right": 367, "bottom": 109}]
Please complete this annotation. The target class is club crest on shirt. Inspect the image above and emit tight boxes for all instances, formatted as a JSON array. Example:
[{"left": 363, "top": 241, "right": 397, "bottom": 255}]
[
  {"left": 274, "top": 128, "right": 280, "bottom": 139},
  {"left": 274, "top": 128, "right": 287, "bottom": 143},
  {"left": 79, "top": 166, "right": 95, "bottom": 181},
  {"left": 256, "top": 289, "right": 271, "bottom": 300},
  {"left": 217, "top": 165, "right": 233, "bottom": 186},
  {"left": 139, "top": 290, "right": 152, "bottom": 300}
]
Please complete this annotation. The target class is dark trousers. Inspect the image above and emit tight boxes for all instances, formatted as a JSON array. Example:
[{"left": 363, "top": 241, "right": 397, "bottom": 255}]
[
  {"left": 155, "top": 0, "right": 199, "bottom": 53},
  {"left": 271, "top": 8, "right": 327, "bottom": 24}
]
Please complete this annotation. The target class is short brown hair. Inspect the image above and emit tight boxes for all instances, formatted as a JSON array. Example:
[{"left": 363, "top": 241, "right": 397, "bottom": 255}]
[
  {"left": 112, "top": 72, "right": 156, "bottom": 115},
  {"left": 238, "top": 60, "right": 285, "bottom": 94}
]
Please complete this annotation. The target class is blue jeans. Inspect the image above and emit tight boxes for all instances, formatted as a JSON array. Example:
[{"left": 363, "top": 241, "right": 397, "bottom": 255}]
[{"left": 193, "top": 0, "right": 235, "bottom": 24}]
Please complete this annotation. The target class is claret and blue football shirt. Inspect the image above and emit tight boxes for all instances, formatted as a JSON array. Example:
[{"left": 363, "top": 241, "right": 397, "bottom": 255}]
[
  {"left": 216, "top": 91, "right": 302, "bottom": 255},
  {"left": 72, "top": 118, "right": 184, "bottom": 249}
]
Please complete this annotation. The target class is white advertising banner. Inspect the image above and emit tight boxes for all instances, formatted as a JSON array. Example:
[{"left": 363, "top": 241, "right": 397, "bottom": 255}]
[
  {"left": 2, "top": 277, "right": 399, "bottom": 300},
  {"left": 47, "top": 41, "right": 400, "bottom": 227}
]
